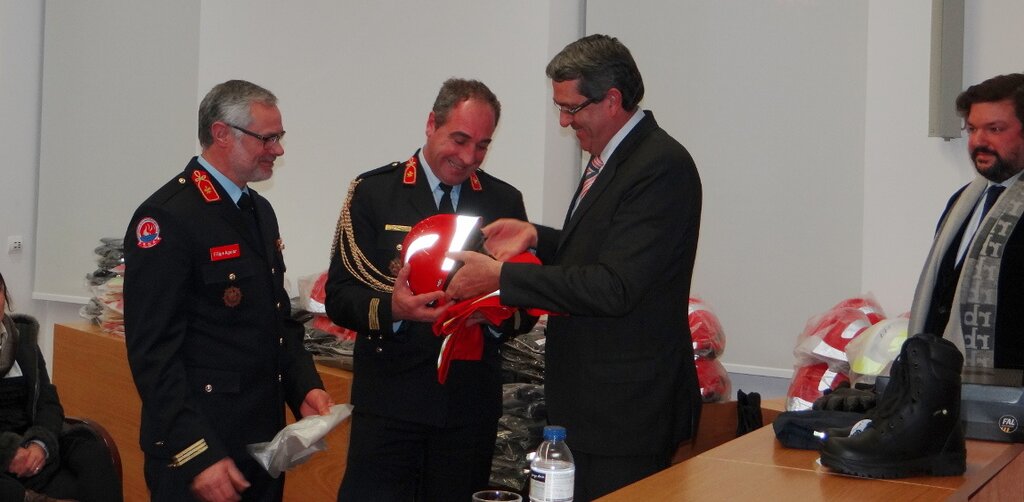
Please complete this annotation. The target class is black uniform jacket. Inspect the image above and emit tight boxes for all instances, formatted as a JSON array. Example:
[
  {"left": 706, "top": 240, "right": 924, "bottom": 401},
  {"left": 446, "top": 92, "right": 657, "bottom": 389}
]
[
  {"left": 123, "top": 157, "right": 323, "bottom": 481},
  {"left": 325, "top": 153, "right": 528, "bottom": 427}
]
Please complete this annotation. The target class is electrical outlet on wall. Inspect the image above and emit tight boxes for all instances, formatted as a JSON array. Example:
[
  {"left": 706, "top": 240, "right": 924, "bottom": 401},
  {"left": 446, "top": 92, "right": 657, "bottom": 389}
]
[{"left": 7, "top": 236, "right": 23, "bottom": 254}]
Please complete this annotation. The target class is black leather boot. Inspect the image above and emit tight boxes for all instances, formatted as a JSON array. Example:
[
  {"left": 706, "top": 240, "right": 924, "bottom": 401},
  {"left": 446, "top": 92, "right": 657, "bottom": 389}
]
[{"left": 819, "top": 333, "right": 966, "bottom": 478}]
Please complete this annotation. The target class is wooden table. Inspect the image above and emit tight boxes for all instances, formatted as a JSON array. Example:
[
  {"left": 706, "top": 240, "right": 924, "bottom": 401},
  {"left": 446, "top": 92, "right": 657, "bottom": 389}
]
[
  {"left": 52, "top": 322, "right": 352, "bottom": 502},
  {"left": 599, "top": 419, "right": 1024, "bottom": 501}
]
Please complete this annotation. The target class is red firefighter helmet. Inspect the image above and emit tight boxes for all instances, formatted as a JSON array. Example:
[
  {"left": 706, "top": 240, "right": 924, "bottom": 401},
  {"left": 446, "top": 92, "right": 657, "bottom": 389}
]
[{"left": 401, "top": 214, "right": 484, "bottom": 295}]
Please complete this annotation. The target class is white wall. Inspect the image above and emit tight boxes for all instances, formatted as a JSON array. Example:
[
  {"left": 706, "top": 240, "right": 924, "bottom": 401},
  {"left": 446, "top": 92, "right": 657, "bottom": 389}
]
[
  {"left": 7, "top": 0, "right": 1024, "bottom": 378},
  {"left": 0, "top": 0, "right": 53, "bottom": 360}
]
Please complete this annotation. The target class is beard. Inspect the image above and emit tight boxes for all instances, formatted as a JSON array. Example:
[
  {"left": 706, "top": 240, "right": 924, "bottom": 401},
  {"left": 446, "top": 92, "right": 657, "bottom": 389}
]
[{"left": 972, "top": 147, "right": 1024, "bottom": 182}]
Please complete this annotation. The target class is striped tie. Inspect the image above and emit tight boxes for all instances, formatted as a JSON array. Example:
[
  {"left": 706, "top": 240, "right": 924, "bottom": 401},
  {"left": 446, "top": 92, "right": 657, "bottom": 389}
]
[{"left": 574, "top": 155, "right": 604, "bottom": 212}]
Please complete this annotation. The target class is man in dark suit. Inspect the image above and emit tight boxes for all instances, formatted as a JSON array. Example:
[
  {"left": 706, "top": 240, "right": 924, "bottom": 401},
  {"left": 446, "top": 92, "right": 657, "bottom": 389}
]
[
  {"left": 909, "top": 73, "right": 1024, "bottom": 373},
  {"left": 448, "top": 35, "right": 703, "bottom": 500},
  {"left": 124, "top": 80, "right": 332, "bottom": 502},
  {"left": 325, "top": 78, "right": 530, "bottom": 501}
]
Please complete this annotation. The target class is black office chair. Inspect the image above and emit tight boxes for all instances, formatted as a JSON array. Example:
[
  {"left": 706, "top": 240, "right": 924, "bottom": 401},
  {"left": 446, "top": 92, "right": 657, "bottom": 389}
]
[{"left": 62, "top": 416, "right": 122, "bottom": 482}]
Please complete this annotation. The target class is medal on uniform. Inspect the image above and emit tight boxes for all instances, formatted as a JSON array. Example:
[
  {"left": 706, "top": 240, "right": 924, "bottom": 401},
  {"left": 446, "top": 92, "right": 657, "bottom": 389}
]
[{"left": 223, "top": 286, "right": 242, "bottom": 307}]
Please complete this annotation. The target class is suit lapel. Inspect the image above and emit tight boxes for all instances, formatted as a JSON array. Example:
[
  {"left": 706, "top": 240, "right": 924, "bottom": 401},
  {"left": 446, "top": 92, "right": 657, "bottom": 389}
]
[{"left": 561, "top": 112, "right": 658, "bottom": 240}]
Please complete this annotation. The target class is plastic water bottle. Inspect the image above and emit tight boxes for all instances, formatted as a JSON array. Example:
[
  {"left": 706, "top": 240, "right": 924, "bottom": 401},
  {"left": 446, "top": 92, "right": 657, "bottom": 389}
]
[{"left": 529, "top": 425, "right": 575, "bottom": 502}]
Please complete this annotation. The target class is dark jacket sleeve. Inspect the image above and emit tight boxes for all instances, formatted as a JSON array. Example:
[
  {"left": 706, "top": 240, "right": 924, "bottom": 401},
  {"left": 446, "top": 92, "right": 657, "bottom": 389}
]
[{"left": 124, "top": 203, "right": 228, "bottom": 479}]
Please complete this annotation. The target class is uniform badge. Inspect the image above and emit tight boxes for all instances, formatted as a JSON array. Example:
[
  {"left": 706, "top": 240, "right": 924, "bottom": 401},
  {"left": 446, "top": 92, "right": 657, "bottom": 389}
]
[
  {"left": 403, "top": 157, "right": 418, "bottom": 185},
  {"left": 469, "top": 172, "right": 482, "bottom": 191},
  {"left": 389, "top": 256, "right": 403, "bottom": 276},
  {"left": 223, "top": 286, "right": 242, "bottom": 307},
  {"left": 191, "top": 170, "right": 222, "bottom": 202},
  {"left": 136, "top": 217, "right": 162, "bottom": 249}
]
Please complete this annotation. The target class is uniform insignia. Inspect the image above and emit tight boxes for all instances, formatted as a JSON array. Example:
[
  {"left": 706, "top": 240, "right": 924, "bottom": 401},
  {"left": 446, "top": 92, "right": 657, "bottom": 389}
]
[
  {"left": 469, "top": 172, "right": 482, "bottom": 191},
  {"left": 276, "top": 238, "right": 285, "bottom": 251},
  {"left": 191, "top": 170, "right": 222, "bottom": 202},
  {"left": 169, "top": 438, "right": 208, "bottom": 468},
  {"left": 136, "top": 217, "right": 162, "bottom": 249},
  {"left": 223, "top": 286, "right": 242, "bottom": 307},
  {"left": 388, "top": 256, "right": 403, "bottom": 276},
  {"left": 210, "top": 244, "right": 240, "bottom": 261},
  {"left": 403, "top": 156, "right": 418, "bottom": 185},
  {"left": 385, "top": 224, "right": 412, "bottom": 232}
]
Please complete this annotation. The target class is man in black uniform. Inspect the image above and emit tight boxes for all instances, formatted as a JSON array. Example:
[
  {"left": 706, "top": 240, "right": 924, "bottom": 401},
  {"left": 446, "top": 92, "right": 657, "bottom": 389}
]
[
  {"left": 124, "top": 80, "right": 332, "bottom": 502},
  {"left": 326, "top": 78, "right": 529, "bottom": 501}
]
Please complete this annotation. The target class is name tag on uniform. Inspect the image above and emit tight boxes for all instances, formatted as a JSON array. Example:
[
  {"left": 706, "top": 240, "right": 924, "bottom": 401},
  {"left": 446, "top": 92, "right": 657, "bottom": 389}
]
[{"left": 210, "top": 244, "right": 241, "bottom": 261}]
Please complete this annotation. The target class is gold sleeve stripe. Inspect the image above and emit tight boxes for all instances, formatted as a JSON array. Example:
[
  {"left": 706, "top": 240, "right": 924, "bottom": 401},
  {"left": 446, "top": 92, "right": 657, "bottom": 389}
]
[
  {"left": 385, "top": 224, "right": 412, "bottom": 232},
  {"left": 169, "top": 439, "right": 208, "bottom": 467},
  {"left": 369, "top": 297, "right": 380, "bottom": 331}
]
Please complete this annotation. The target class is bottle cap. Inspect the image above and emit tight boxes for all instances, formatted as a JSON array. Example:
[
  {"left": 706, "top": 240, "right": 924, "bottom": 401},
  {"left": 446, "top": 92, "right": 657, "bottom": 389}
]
[{"left": 543, "top": 425, "right": 567, "bottom": 441}]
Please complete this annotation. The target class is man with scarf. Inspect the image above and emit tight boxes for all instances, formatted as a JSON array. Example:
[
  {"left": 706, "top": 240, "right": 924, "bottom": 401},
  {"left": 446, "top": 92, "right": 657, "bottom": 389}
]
[
  {"left": 910, "top": 73, "right": 1024, "bottom": 374},
  {"left": 817, "top": 73, "right": 1024, "bottom": 414}
]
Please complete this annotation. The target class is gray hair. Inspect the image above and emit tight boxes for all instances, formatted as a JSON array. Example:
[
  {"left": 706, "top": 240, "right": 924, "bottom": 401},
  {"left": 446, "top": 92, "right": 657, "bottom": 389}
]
[
  {"left": 198, "top": 80, "right": 278, "bottom": 148},
  {"left": 546, "top": 34, "right": 644, "bottom": 111},
  {"left": 432, "top": 78, "right": 501, "bottom": 127}
]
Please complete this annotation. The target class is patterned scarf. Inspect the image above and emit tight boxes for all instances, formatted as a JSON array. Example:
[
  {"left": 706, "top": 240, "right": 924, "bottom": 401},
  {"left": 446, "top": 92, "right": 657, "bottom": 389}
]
[{"left": 910, "top": 177, "right": 1024, "bottom": 369}]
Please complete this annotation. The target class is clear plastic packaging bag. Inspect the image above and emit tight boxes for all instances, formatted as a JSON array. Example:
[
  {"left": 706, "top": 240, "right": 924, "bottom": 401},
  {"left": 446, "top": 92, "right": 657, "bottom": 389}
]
[{"left": 247, "top": 404, "right": 354, "bottom": 478}]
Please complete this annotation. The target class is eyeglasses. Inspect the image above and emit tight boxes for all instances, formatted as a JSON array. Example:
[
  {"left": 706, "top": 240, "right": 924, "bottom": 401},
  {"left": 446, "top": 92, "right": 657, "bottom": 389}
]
[
  {"left": 228, "top": 124, "right": 285, "bottom": 148},
  {"left": 554, "top": 96, "right": 601, "bottom": 115}
]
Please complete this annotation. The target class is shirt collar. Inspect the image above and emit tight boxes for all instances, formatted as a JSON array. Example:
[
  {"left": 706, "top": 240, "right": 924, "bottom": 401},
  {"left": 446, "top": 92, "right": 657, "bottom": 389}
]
[
  {"left": 418, "top": 150, "right": 462, "bottom": 196},
  {"left": 197, "top": 155, "right": 246, "bottom": 205},
  {"left": 598, "top": 109, "right": 646, "bottom": 163},
  {"left": 990, "top": 170, "right": 1023, "bottom": 190}
]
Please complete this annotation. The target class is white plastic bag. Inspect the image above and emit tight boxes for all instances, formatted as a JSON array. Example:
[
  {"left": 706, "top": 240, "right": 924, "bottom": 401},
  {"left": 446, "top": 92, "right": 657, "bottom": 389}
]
[{"left": 247, "top": 404, "right": 354, "bottom": 477}]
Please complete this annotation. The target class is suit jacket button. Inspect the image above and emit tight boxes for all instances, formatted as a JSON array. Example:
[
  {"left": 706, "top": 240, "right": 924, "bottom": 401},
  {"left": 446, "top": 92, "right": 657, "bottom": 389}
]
[
  {"left": 271, "top": 267, "right": 277, "bottom": 274},
  {"left": 228, "top": 273, "right": 237, "bottom": 281},
  {"left": 204, "top": 384, "right": 213, "bottom": 393},
  {"left": 375, "top": 347, "right": 383, "bottom": 353},
  {"left": 278, "top": 374, "right": 283, "bottom": 382},
  {"left": 276, "top": 302, "right": 282, "bottom": 309},
  {"left": 279, "top": 337, "right": 284, "bottom": 346}
]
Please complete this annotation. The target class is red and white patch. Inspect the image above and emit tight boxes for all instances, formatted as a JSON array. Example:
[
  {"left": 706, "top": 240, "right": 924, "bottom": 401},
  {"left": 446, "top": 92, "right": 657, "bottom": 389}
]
[
  {"left": 223, "top": 286, "right": 242, "bottom": 307},
  {"left": 210, "top": 244, "right": 241, "bottom": 261},
  {"left": 136, "top": 217, "right": 162, "bottom": 249}
]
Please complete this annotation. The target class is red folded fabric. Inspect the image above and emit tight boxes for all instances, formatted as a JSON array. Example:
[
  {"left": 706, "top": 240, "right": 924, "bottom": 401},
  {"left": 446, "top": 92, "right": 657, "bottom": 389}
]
[{"left": 431, "top": 252, "right": 548, "bottom": 383}]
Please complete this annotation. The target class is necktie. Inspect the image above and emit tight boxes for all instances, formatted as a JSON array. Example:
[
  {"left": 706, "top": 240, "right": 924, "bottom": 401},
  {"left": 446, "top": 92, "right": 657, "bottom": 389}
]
[
  {"left": 573, "top": 155, "right": 604, "bottom": 213},
  {"left": 438, "top": 183, "right": 455, "bottom": 214},
  {"left": 238, "top": 192, "right": 261, "bottom": 242},
  {"left": 980, "top": 185, "right": 1006, "bottom": 220}
]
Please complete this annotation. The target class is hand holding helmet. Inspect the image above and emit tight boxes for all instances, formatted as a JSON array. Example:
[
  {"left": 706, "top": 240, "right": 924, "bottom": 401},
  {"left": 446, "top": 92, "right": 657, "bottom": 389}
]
[
  {"left": 481, "top": 218, "right": 536, "bottom": 260},
  {"left": 391, "top": 264, "right": 448, "bottom": 323}
]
